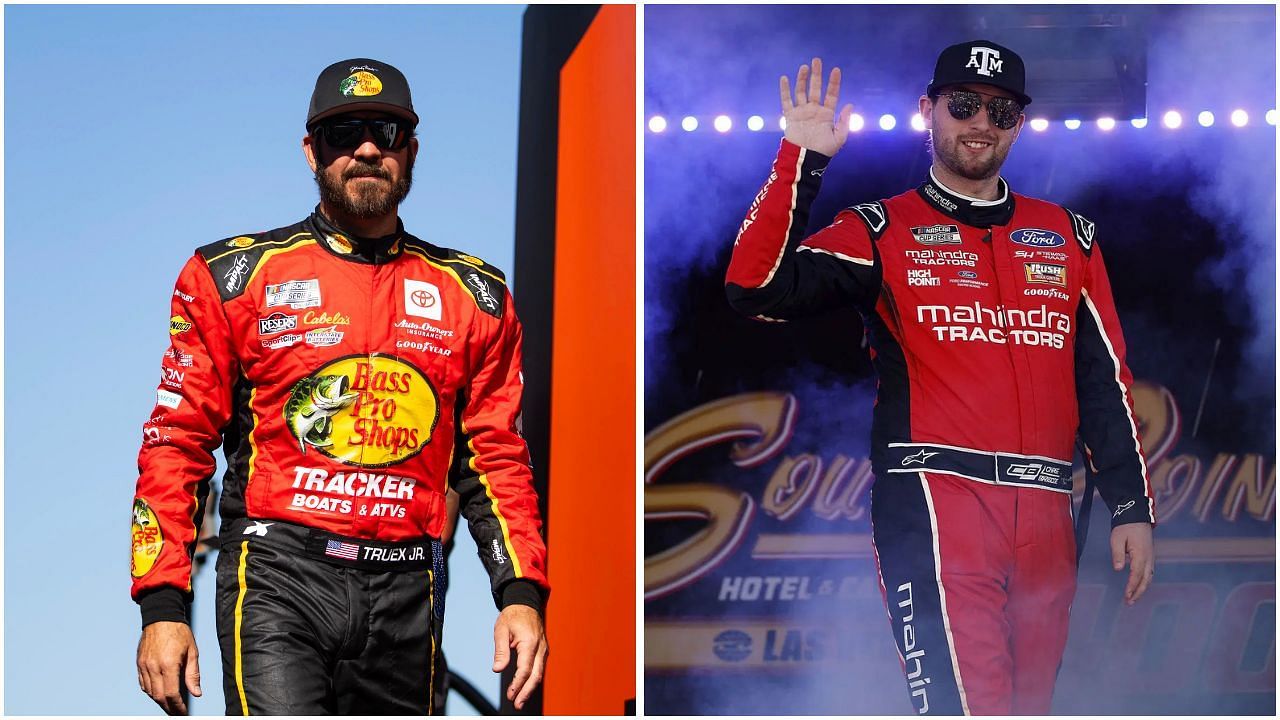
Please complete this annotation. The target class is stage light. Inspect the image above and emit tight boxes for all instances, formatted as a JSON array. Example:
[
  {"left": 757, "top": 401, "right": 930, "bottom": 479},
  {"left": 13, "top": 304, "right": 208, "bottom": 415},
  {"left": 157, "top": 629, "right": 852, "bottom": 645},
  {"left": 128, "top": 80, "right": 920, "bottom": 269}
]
[
  {"left": 779, "top": 116, "right": 787, "bottom": 130},
  {"left": 1162, "top": 111, "right": 1182, "bottom": 129},
  {"left": 1064, "top": 119, "right": 1081, "bottom": 130},
  {"left": 681, "top": 116, "right": 698, "bottom": 132},
  {"left": 1096, "top": 117, "right": 1116, "bottom": 131},
  {"left": 848, "top": 113, "right": 865, "bottom": 132},
  {"left": 648, "top": 116, "right": 667, "bottom": 133},
  {"left": 1198, "top": 111, "right": 1215, "bottom": 127},
  {"left": 1266, "top": 109, "right": 1276, "bottom": 126},
  {"left": 1230, "top": 109, "right": 1248, "bottom": 127},
  {"left": 747, "top": 115, "right": 765, "bottom": 131},
  {"left": 714, "top": 115, "right": 732, "bottom": 133},
  {"left": 1131, "top": 117, "right": 1149, "bottom": 129},
  {"left": 910, "top": 113, "right": 925, "bottom": 131},
  {"left": 879, "top": 114, "right": 896, "bottom": 131},
  {"left": 1029, "top": 118, "right": 1049, "bottom": 132}
]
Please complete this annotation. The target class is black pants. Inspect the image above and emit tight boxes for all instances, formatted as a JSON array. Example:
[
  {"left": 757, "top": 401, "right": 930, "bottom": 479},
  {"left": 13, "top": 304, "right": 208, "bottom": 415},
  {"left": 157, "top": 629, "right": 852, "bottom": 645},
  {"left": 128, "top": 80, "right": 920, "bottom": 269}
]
[{"left": 215, "top": 519, "right": 445, "bottom": 715}]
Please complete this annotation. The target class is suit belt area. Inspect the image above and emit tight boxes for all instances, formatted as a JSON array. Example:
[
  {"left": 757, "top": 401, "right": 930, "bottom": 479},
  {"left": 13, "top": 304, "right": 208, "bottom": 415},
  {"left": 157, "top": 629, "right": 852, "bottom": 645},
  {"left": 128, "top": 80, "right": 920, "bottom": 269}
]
[
  {"left": 221, "top": 517, "right": 438, "bottom": 571},
  {"left": 885, "top": 443, "right": 1074, "bottom": 493}
]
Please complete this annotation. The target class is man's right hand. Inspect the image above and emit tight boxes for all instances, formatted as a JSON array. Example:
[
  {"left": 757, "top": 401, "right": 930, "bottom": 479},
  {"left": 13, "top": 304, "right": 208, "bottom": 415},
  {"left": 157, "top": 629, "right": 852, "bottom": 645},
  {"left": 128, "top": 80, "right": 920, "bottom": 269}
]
[
  {"left": 137, "top": 621, "right": 202, "bottom": 715},
  {"left": 780, "top": 57, "right": 854, "bottom": 157}
]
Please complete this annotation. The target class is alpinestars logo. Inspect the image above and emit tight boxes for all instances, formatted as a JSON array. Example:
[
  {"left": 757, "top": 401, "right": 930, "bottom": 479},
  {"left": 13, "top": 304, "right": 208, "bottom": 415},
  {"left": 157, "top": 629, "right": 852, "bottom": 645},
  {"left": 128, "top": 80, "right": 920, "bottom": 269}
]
[{"left": 966, "top": 47, "right": 1003, "bottom": 77}]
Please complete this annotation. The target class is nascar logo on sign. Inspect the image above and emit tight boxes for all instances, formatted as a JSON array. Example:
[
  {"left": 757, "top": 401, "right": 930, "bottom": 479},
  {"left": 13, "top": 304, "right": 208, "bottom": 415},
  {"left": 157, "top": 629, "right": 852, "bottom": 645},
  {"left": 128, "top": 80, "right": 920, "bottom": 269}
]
[{"left": 1024, "top": 262, "right": 1067, "bottom": 287}]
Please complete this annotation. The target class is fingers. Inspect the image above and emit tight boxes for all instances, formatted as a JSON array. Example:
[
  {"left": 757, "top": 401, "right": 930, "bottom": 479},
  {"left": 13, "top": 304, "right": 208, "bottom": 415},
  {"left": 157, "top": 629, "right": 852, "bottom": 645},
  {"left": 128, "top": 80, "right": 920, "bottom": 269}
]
[
  {"left": 185, "top": 643, "right": 203, "bottom": 697},
  {"left": 808, "top": 57, "right": 823, "bottom": 106},
  {"left": 161, "top": 665, "right": 187, "bottom": 715},
  {"left": 779, "top": 75, "right": 794, "bottom": 112},
  {"left": 492, "top": 619, "right": 512, "bottom": 672},
  {"left": 824, "top": 67, "right": 842, "bottom": 111},
  {"left": 507, "top": 634, "right": 534, "bottom": 705},
  {"left": 1128, "top": 563, "right": 1155, "bottom": 604},
  {"left": 513, "top": 640, "right": 548, "bottom": 709},
  {"left": 795, "top": 63, "right": 810, "bottom": 105},
  {"left": 1110, "top": 530, "right": 1126, "bottom": 571}
]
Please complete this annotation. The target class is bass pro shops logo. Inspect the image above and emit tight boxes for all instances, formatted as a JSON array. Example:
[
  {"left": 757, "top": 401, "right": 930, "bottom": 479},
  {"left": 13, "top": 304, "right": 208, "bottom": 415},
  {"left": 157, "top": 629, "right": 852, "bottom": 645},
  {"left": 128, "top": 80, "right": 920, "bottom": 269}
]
[
  {"left": 284, "top": 354, "right": 439, "bottom": 468},
  {"left": 131, "top": 499, "right": 164, "bottom": 578}
]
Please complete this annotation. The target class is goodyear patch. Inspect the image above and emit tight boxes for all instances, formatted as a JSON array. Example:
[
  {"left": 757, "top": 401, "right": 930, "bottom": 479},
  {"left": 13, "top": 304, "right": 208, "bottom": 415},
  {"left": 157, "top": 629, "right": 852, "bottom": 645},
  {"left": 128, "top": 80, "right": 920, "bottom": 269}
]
[{"left": 131, "top": 499, "right": 163, "bottom": 578}]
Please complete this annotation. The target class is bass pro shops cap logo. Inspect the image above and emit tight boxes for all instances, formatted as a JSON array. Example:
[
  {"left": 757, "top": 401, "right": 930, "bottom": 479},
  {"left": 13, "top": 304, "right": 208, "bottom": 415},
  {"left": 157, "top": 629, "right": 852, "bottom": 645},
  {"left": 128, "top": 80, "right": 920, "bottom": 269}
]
[
  {"left": 966, "top": 46, "right": 1003, "bottom": 77},
  {"left": 131, "top": 498, "right": 163, "bottom": 578},
  {"left": 340, "top": 68, "right": 383, "bottom": 97},
  {"left": 284, "top": 354, "right": 439, "bottom": 468}
]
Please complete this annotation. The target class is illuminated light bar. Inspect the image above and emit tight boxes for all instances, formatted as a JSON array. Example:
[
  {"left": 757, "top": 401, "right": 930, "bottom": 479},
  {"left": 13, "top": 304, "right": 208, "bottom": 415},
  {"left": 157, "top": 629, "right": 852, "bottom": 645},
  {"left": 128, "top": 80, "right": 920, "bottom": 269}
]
[
  {"left": 1197, "top": 111, "right": 1215, "bottom": 127},
  {"left": 1029, "top": 118, "right": 1049, "bottom": 132},
  {"left": 1096, "top": 117, "right": 1116, "bottom": 131},
  {"left": 1131, "top": 117, "right": 1149, "bottom": 129},
  {"left": 878, "top": 114, "right": 896, "bottom": 131},
  {"left": 910, "top": 113, "right": 925, "bottom": 132},
  {"left": 1064, "top": 119, "right": 1082, "bottom": 130},
  {"left": 1268, "top": 109, "right": 1277, "bottom": 126},
  {"left": 779, "top": 116, "right": 787, "bottom": 130},
  {"left": 1162, "top": 110, "right": 1183, "bottom": 129},
  {"left": 681, "top": 116, "right": 698, "bottom": 132},
  {"left": 1230, "top": 109, "right": 1248, "bottom": 127},
  {"left": 848, "top": 113, "right": 865, "bottom": 132},
  {"left": 747, "top": 115, "right": 765, "bottom": 131},
  {"left": 648, "top": 116, "right": 667, "bottom": 133},
  {"left": 714, "top": 115, "right": 732, "bottom": 133}
]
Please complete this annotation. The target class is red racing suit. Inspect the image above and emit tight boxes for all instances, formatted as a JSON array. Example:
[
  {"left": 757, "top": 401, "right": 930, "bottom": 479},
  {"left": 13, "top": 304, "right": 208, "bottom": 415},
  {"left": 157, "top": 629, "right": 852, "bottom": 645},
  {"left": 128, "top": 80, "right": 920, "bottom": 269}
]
[
  {"left": 131, "top": 210, "right": 548, "bottom": 626},
  {"left": 726, "top": 140, "right": 1155, "bottom": 714}
]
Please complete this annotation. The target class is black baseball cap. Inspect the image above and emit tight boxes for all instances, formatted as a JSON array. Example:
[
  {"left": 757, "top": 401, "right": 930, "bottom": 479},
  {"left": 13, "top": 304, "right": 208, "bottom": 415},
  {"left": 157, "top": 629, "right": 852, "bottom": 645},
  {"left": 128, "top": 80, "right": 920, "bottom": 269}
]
[
  {"left": 306, "top": 58, "right": 420, "bottom": 129},
  {"left": 927, "top": 40, "right": 1031, "bottom": 106}
]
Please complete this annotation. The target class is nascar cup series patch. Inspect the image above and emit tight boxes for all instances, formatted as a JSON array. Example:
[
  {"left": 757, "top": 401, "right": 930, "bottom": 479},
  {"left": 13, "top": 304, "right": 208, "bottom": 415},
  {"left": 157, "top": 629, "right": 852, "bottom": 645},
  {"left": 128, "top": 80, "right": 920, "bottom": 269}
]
[
  {"left": 131, "top": 499, "right": 163, "bottom": 578},
  {"left": 284, "top": 354, "right": 439, "bottom": 468}
]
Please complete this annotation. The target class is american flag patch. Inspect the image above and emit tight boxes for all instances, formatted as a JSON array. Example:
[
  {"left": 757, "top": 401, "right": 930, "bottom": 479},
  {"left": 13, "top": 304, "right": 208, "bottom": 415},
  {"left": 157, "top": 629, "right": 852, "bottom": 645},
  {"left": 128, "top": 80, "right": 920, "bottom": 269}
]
[{"left": 325, "top": 540, "right": 360, "bottom": 560}]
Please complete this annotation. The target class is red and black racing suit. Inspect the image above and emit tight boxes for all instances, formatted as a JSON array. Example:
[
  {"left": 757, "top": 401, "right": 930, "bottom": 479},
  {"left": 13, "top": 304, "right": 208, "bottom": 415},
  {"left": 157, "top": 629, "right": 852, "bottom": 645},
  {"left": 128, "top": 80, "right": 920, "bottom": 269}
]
[
  {"left": 131, "top": 210, "right": 548, "bottom": 714},
  {"left": 726, "top": 140, "right": 1155, "bottom": 715}
]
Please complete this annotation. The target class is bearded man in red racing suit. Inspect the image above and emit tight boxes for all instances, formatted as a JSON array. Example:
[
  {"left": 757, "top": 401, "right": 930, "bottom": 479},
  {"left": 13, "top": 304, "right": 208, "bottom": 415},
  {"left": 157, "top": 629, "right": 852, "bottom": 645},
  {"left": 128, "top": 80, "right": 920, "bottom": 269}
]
[
  {"left": 726, "top": 44, "right": 1156, "bottom": 715},
  {"left": 131, "top": 58, "right": 548, "bottom": 715}
]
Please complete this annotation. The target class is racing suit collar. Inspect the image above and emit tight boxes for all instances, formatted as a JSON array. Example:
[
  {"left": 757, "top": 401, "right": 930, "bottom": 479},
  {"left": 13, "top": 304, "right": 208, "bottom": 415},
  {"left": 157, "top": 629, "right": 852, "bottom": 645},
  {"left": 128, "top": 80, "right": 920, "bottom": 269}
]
[
  {"left": 917, "top": 167, "right": 1015, "bottom": 228},
  {"left": 308, "top": 207, "right": 404, "bottom": 264}
]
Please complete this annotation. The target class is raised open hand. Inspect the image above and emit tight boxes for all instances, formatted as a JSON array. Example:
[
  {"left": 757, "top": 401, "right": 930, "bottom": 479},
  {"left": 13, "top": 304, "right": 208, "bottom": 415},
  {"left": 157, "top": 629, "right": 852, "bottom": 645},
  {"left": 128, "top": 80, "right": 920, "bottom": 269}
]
[{"left": 780, "top": 57, "right": 854, "bottom": 157}]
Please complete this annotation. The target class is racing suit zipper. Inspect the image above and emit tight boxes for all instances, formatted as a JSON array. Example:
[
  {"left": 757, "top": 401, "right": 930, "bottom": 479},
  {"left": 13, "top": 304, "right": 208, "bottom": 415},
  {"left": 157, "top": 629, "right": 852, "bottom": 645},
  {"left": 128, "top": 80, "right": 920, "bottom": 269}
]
[{"left": 981, "top": 228, "right": 1012, "bottom": 484}]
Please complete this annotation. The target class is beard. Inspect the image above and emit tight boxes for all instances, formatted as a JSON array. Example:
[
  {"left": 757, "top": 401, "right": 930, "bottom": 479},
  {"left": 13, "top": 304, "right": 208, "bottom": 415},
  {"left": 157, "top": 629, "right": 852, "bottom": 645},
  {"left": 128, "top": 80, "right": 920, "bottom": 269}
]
[
  {"left": 314, "top": 157, "right": 413, "bottom": 219},
  {"left": 927, "top": 132, "right": 1010, "bottom": 182}
]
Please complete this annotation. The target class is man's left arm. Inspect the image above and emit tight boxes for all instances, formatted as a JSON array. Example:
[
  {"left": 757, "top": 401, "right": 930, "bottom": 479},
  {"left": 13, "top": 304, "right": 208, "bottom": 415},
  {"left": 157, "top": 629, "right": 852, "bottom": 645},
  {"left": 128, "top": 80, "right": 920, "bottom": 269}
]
[
  {"left": 450, "top": 286, "right": 549, "bottom": 708},
  {"left": 1070, "top": 212, "right": 1156, "bottom": 604}
]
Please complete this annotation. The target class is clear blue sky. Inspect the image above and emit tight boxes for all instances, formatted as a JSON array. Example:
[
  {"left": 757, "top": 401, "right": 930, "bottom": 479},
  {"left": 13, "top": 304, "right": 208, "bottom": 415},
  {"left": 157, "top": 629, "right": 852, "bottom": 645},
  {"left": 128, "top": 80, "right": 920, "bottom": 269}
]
[{"left": 4, "top": 5, "right": 530, "bottom": 714}]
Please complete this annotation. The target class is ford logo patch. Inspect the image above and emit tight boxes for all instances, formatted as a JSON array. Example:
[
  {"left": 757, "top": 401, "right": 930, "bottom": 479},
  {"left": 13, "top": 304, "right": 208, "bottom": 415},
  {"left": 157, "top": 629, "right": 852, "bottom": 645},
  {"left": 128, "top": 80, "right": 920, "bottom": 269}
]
[
  {"left": 1010, "top": 228, "right": 1066, "bottom": 248},
  {"left": 958, "top": 271, "right": 978, "bottom": 279}
]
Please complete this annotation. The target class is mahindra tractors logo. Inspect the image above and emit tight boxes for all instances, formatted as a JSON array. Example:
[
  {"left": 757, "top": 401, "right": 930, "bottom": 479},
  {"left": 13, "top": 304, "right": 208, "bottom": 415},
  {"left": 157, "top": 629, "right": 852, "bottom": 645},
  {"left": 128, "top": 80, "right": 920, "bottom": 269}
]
[{"left": 966, "top": 46, "right": 1003, "bottom": 77}]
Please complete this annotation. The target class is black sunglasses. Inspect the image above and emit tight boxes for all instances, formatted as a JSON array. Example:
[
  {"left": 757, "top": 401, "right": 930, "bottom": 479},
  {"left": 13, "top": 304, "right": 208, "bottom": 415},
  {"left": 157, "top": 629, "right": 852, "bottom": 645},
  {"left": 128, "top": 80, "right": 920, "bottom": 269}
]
[
  {"left": 314, "top": 116, "right": 411, "bottom": 151},
  {"left": 936, "top": 89, "right": 1024, "bottom": 130}
]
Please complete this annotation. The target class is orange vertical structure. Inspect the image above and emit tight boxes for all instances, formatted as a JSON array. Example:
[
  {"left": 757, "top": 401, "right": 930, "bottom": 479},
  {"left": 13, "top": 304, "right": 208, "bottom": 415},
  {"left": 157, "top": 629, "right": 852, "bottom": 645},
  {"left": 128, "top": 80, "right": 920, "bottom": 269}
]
[{"left": 545, "top": 4, "right": 637, "bottom": 714}]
